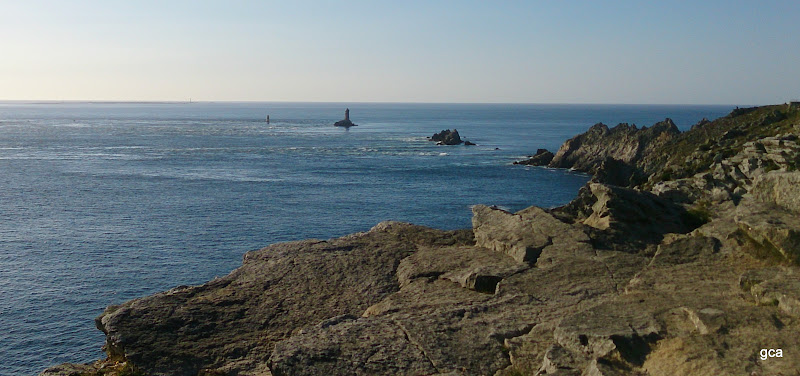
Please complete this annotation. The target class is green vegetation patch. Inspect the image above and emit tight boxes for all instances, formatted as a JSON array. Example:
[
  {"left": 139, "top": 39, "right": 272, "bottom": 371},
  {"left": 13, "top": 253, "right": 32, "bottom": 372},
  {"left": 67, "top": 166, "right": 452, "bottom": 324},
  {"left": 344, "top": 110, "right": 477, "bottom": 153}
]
[
  {"left": 730, "top": 228, "right": 790, "bottom": 265},
  {"left": 681, "top": 200, "right": 713, "bottom": 228},
  {"left": 641, "top": 104, "right": 800, "bottom": 187}
]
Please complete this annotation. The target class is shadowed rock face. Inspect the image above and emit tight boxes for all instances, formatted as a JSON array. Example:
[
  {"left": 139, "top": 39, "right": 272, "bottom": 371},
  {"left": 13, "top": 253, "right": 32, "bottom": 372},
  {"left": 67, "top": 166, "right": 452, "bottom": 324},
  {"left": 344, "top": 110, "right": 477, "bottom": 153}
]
[
  {"left": 430, "top": 129, "right": 463, "bottom": 145},
  {"left": 514, "top": 148, "right": 554, "bottom": 166},
  {"left": 334, "top": 119, "right": 357, "bottom": 127},
  {"left": 41, "top": 104, "right": 800, "bottom": 376},
  {"left": 549, "top": 119, "right": 680, "bottom": 174}
]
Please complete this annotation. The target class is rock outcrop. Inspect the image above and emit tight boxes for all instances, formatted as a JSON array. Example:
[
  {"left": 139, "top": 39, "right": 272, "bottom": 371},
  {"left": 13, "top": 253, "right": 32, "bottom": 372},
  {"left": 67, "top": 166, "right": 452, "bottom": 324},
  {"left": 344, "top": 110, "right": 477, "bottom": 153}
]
[
  {"left": 514, "top": 119, "right": 679, "bottom": 185},
  {"left": 549, "top": 119, "right": 679, "bottom": 174},
  {"left": 333, "top": 119, "right": 357, "bottom": 127},
  {"left": 514, "top": 148, "right": 554, "bottom": 166},
  {"left": 334, "top": 108, "right": 357, "bottom": 127},
  {"left": 734, "top": 171, "right": 800, "bottom": 264},
  {"left": 430, "top": 129, "right": 463, "bottom": 145},
  {"left": 42, "top": 103, "right": 800, "bottom": 376}
]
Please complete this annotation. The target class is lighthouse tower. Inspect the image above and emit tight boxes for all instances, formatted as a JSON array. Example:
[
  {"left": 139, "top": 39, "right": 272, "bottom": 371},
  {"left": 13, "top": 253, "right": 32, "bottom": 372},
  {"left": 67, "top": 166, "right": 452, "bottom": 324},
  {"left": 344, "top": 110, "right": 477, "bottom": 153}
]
[{"left": 334, "top": 108, "right": 357, "bottom": 127}]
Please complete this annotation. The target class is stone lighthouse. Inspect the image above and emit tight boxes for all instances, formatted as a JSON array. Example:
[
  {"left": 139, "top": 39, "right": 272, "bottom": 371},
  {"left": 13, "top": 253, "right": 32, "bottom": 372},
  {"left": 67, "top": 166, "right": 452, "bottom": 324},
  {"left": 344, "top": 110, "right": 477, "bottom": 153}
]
[{"left": 334, "top": 108, "right": 357, "bottom": 127}]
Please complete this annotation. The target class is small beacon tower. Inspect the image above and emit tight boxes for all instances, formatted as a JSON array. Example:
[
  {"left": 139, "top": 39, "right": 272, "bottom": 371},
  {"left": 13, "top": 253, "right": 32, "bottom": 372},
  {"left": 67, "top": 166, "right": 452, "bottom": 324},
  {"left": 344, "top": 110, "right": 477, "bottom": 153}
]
[{"left": 334, "top": 108, "right": 357, "bottom": 127}]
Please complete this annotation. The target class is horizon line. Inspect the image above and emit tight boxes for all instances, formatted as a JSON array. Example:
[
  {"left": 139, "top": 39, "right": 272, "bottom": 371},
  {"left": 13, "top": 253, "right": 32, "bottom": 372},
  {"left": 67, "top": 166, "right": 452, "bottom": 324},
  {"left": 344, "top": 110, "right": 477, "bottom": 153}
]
[{"left": 0, "top": 99, "right": 751, "bottom": 107}]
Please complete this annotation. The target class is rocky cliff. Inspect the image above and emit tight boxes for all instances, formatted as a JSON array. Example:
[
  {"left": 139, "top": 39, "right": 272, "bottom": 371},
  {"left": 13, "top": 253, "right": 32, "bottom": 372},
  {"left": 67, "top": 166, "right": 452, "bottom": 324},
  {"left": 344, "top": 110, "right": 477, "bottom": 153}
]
[
  {"left": 42, "top": 103, "right": 800, "bottom": 376},
  {"left": 549, "top": 119, "right": 680, "bottom": 173}
]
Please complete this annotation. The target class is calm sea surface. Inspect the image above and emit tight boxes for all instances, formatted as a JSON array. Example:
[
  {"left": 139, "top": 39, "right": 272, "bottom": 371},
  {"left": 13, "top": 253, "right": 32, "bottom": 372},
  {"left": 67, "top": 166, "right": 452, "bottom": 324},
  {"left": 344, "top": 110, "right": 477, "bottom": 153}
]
[{"left": 0, "top": 102, "right": 732, "bottom": 375}]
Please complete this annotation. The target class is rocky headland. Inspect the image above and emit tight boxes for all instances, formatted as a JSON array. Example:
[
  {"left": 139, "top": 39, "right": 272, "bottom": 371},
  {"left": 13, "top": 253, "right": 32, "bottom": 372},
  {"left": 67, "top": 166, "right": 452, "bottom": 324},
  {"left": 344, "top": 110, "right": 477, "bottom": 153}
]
[{"left": 42, "top": 103, "right": 800, "bottom": 375}]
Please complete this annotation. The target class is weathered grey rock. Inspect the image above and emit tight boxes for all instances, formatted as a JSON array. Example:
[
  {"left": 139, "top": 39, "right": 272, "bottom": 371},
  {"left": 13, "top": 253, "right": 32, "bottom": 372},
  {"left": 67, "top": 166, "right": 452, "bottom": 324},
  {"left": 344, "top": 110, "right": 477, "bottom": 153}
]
[
  {"left": 538, "top": 344, "right": 587, "bottom": 375},
  {"left": 549, "top": 120, "right": 679, "bottom": 174},
  {"left": 269, "top": 315, "right": 439, "bottom": 376},
  {"left": 362, "top": 279, "right": 493, "bottom": 318},
  {"left": 270, "top": 208, "right": 640, "bottom": 376},
  {"left": 750, "top": 171, "right": 800, "bottom": 213},
  {"left": 498, "top": 250, "right": 646, "bottom": 306},
  {"left": 471, "top": 205, "right": 587, "bottom": 263},
  {"left": 472, "top": 205, "right": 550, "bottom": 263},
  {"left": 554, "top": 299, "right": 660, "bottom": 361},
  {"left": 735, "top": 195, "right": 800, "bottom": 264},
  {"left": 271, "top": 295, "right": 540, "bottom": 376},
  {"left": 396, "top": 245, "right": 527, "bottom": 293},
  {"left": 39, "top": 363, "right": 101, "bottom": 376},
  {"left": 740, "top": 267, "right": 800, "bottom": 317},
  {"left": 535, "top": 241, "right": 596, "bottom": 269},
  {"left": 94, "top": 222, "right": 472, "bottom": 376},
  {"left": 579, "top": 183, "right": 695, "bottom": 245},
  {"left": 651, "top": 178, "right": 700, "bottom": 203},
  {"left": 647, "top": 235, "right": 720, "bottom": 267},
  {"left": 442, "top": 263, "right": 528, "bottom": 294}
]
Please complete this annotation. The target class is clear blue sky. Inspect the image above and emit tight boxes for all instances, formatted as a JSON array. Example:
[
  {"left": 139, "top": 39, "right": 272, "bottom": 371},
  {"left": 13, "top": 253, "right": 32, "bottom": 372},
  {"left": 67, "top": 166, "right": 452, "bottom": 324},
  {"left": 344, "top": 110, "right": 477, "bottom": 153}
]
[{"left": 2, "top": 1, "right": 798, "bottom": 104}]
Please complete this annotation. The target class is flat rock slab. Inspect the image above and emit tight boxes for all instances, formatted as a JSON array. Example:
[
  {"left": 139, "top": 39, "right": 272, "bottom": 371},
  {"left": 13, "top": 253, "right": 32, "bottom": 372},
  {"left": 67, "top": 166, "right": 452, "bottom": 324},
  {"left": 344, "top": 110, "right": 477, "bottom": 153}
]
[
  {"left": 472, "top": 205, "right": 588, "bottom": 264},
  {"left": 95, "top": 222, "right": 472, "bottom": 376},
  {"left": 269, "top": 315, "right": 438, "bottom": 376},
  {"left": 397, "top": 245, "right": 527, "bottom": 293},
  {"left": 271, "top": 297, "right": 539, "bottom": 376}
]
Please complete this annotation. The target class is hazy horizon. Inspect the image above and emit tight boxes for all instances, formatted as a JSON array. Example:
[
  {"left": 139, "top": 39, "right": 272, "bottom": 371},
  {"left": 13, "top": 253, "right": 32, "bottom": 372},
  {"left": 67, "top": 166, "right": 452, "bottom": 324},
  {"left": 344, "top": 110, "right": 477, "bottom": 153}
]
[
  {"left": 2, "top": 1, "right": 799, "bottom": 105},
  {"left": 0, "top": 99, "right": 747, "bottom": 106}
]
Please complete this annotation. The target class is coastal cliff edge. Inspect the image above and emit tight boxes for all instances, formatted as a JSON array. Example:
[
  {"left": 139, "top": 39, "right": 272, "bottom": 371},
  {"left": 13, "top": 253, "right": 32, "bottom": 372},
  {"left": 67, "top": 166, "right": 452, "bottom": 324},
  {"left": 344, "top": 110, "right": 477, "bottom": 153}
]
[{"left": 42, "top": 104, "right": 800, "bottom": 376}]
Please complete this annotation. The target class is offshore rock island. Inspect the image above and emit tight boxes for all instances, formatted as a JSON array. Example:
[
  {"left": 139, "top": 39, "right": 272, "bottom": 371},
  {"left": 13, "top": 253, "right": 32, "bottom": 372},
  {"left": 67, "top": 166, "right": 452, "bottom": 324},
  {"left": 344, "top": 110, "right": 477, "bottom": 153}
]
[
  {"left": 333, "top": 108, "right": 357, "bottom": 127},
  {"left": 42, "top": 103, "right": 800, "bottom": 375},
  {"left": 428, "top": 129, "right": 476, "bottom": 145}
]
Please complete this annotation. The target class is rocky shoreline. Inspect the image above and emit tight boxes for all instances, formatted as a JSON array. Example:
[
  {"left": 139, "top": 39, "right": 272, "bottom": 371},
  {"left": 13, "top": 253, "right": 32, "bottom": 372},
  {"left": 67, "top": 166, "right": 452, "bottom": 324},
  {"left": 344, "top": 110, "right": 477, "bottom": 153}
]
[{"left": 42, "top": 104, "right": 800, "bottom": 375}]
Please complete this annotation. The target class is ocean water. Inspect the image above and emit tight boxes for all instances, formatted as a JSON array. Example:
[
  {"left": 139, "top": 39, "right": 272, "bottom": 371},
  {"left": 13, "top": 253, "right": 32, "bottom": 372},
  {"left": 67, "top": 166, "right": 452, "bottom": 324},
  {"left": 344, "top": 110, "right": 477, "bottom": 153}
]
[{"left": 0, "top": 102, "right": 732, "bottom": 375}]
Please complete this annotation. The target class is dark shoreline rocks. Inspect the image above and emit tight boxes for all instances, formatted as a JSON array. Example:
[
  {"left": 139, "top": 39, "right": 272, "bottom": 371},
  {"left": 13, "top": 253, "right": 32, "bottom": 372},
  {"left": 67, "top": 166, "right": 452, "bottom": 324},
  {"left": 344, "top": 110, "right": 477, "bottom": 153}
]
[
  {"left": 514, "top": 148, "right": 554, "bottom": 166},
  {"left": 514, "top": 119, "right": 679, "bottom": 183},
  {"left": 41, "top": 103, "right": 800, "bottom": 375},
  {"left": 333, "top": 119, "right": 357, "bottom": 127}
]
